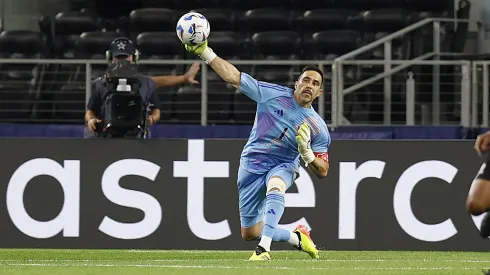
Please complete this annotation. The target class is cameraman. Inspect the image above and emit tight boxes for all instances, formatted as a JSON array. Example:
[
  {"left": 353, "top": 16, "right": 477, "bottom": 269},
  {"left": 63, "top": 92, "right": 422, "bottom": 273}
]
[{"left": 85, "top": 37, "right": 200, "bottom": 134}]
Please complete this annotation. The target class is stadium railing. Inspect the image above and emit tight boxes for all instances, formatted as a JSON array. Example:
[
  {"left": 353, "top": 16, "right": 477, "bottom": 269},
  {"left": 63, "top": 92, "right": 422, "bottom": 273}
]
[
  {"left": 335, "top": 60, "right": 471, "bottom": 127},
  {"left": 332, "top": 17, "right": 480, "bottom": 128},
  {"left": 0, "top": 58, "right": 477, "bottom": 127},
  {"left": 472, "top": 61, "right": 490, "bottom": 128}
]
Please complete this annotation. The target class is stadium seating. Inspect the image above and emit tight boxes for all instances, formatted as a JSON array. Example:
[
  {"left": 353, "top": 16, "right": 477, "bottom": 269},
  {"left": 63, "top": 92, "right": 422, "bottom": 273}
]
[
  {"left": 0, "top": 0, "right": 463, "bottom": 124},
  {"left": 298, "top": 10, "right": 356, "bottom": 33},
  {"left": 205, "top": 31, "right": 242, "bottom": 60},
  {"left": 136, "top": 31, "right": 183, "bottom": 75},
  {"left": 0, "top": 30, "right": 44, "bottom": 120},
  {"left": 136, "top": 31, "right": 184, "bottom": 123},
  {"left": 54, "top": 83, "right": 86, "bottom": 122},
  {"left": 50, "top": 31, "right": 122, "bottom": 122},
  {"left": 52, "top": 11, "right": 101, "bottom": 58},
  {"left": 239, "top": 9, "right": 294, "bottom": 34},
  {"left": 129, "top": 8, "right": 177, "bottom": 35},
  {"left": 290, "top": 0, "right": 335, "bottom": 9},
  {"left": 190, "top": 9, "right": 235, "bottom": 31}
]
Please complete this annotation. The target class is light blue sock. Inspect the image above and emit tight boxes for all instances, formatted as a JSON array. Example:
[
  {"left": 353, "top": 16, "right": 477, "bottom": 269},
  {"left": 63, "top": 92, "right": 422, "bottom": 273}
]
[
  {"left": 258, "top": 191, "right": 285, "bottom": 251},
  {"left": 252, "top": 227, "right": 291, "bottom": 242},
  {"left": 272, "top": 227, "right": 291, "bottom": 242}
]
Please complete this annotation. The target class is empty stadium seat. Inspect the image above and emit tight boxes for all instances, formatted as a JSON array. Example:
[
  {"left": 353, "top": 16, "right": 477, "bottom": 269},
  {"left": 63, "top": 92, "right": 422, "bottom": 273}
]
[
  {"left": 364, "top": 32, "right": 407, "bottom": 59},
  {"left": 54, "top": 84, "right": 85, "bottom": 122},
  {"left": 156, "top": 86, "right": 176, "bottom": 121},
  {"left": 38, "top": 16, "right": 54, "bottom": 57},
  {"left": 290, "top": 0, "right": 335, "bottom": 10},
  {"left": 309, "top": 30, "right": 362, "bottom": 58},
  {"left": 53, "top": 11, "right": 101, "bottom": 57},
  {"left": 174, "top": 84, "right": 235, "bottom": 124},
  {"left": 406, "top": 0, "right": 454, "bottom": 12},
  {"left": 70, "top": 0, "right": 94, "bottom": 11},
  {"left": 252, "top": 31, "right": 301, "bottom": 57},
  {"left": 207, "top": 82, "right": 234, "bottom": 123},
  {"left": 191, "top": 9, "right": 235, "bottom": 31},
  {"left": 137, "top": 32, "right": 183, "bottom": 59},
  {"left": 206, "top": 31, "right": 241, "bottom": 59},
  {"left": 239, "top": 9, "right": 293, "bottom": 33},
  {"left": 136, "top": 32, "right": 183, "bottom": 76},
  {"left": 359, "top": 9, "right": 409, "bottom": 33},
  {"left": 251, "top": 31, "right": 301, "bottom": 84},
  {"left": 339, "top": 0, "right": 405, "bottom": 9},
  {"left": 298, "top": 10, "right": 355, "bottom": 34},
  {"left": 172, "top": 0, "right": 226, "bottom": 10},
  {"left": 54, "top": 11, "right": 100, "bottom": 37},
  {"left": 234, "top": 0, "right": 291, "bottom": 9},
  {"left": 129, "top": 8, "right": 176, "bottom": 34},
  {"left": 0, "top": 83, "right": 36, "bottom": 120},
  {"left": 0, "top": 30, "right": 44, "bottom": 56},
  {"left": 0, "top": 30, "right": 44, "bottom": 120},
  {"left": 174, "top": 86, "right": 202, "bottom": 123},
  {"left": 94, "top": 0, "right": 143, "bottom": 19},
  {"left": 355, "top": 10, "right": 410, "bottom": 60},
  {"left": 77, "top": 31, "right": 122, "bottom": 57},
  {"left": 138, "top": 0, "right": 176, "bottom": 9}
]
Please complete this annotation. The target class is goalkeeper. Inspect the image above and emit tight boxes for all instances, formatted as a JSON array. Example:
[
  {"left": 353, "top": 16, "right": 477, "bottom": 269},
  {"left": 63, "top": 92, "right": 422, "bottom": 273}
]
[{"left": 185, "top": 41, "right": 330, "bottom": 261}]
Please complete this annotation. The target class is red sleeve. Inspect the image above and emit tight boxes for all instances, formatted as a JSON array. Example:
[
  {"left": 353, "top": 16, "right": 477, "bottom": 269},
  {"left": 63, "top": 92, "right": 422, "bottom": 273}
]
[{"left": 314, "top": 152, "right": 329, "bottom": 163}]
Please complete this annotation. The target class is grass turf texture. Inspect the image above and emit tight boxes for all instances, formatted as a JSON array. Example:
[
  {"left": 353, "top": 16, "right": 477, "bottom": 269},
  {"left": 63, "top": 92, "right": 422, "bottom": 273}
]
[{"left": 0, "top": 249, "right": 489, "bottom": 275}]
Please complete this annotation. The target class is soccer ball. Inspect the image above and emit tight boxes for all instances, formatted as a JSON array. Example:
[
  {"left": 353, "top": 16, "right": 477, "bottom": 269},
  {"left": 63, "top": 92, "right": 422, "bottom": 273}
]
[{"left": 176, "top": 12, "right": 210, "bottom": 46}]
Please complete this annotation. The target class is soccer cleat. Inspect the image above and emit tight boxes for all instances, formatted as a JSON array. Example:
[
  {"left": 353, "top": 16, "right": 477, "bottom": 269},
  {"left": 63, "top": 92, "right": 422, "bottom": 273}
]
[
  {"left": 248, "top": 246, "right": 271, "bottom": 261},
  {"left": 293, "top": 225, "right": 319, "bottom": 259}
]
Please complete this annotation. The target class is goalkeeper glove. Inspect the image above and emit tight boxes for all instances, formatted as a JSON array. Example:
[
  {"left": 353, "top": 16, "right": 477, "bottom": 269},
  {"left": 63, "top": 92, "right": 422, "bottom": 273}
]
[
  {"left": 185, "top": 40, "right": 217, "bottom": 64},
  {"left": 296, "top": 123, "right": 316, "bottom": 166}
]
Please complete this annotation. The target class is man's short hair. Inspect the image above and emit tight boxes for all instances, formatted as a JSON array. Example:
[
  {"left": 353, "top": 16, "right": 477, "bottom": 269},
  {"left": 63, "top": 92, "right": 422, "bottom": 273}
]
[{"left": 300, "top": 65, "right": 324, "bottom": 85}]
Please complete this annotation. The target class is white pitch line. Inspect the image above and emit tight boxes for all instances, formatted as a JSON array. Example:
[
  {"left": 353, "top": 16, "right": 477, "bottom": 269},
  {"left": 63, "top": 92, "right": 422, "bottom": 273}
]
[
  {"left": 1, "top": 263, "right": 487, "bottom": 271},
  {"left": 127, "top": 250, "right": 296, "bottom": 253},
  {"left": 2, "top": 259, "right": 490, "bottom": 263}
]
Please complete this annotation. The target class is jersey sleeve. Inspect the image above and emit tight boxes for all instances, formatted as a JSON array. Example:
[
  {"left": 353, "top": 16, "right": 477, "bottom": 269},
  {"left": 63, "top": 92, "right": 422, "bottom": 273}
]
[
  {"left": 239, "top": 72, "right": 290, "bottom": 103},
  {"left": 311, "top": 127, "right": 331, "bottom": 163},
  {"left": 147, "top": 78, "right": 161, "bottom": 109}
]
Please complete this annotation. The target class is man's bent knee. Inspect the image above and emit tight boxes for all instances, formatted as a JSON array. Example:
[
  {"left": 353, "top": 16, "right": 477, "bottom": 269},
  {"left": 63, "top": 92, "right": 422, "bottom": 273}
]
[
  {"left": 241, "top": 231, "right": 260, "bottom": 241},
  {"left": 267, "top": 176, "right": 286, "bottom": 194},
  {"left": 241, "top": 223, "right": 263, "bottom": 241},
  {"left": 467, "top": 178, "right": 490, "bottom": 215},
  {"left": 467, "top": 196, "right": 487, "bottom": 215}
]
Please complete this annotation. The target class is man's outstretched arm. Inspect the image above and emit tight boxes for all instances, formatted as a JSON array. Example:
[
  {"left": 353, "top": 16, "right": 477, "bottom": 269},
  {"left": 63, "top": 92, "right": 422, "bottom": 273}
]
[
  {"left": 185, "top": 41, "right": 241, "bottom": 88},
  {"left": 151, "top": 63, "right": 200, "bottom": 88},
  {"left": 208, "top": 56, "right": 241, "bottom": 88},
  {"left": 184, "top": 41, "right": 290, "bottom": 103}
]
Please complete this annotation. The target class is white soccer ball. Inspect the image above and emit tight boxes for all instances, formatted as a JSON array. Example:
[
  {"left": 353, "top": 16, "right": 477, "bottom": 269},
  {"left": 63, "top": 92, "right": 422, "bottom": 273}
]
[{"left": 176, "top": 12, "right": 210, "bottom": 46}]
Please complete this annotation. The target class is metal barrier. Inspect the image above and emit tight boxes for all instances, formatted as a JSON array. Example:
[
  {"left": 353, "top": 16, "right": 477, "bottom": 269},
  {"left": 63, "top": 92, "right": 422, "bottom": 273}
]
[
  {"left": 0, "top": 58, "right": 334, "bottom": 126},
  {"left": 336, "top": 60, "right": 471, "bottom": 127},
  {"left": 0, "top": 16, "right": 480, "bottom": 127},
  {"left": 0, "top": 58, "right": 477, "bottom": 127},
  {"left": 472, "top": 61, "right": 490, "bottom": 128},
  {"left": 332, "top": 18, "right": 479, "bottom": 127}
]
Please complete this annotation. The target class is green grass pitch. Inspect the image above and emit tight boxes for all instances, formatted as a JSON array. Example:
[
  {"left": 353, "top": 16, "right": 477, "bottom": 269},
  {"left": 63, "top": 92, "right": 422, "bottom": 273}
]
[{"left": 1, "top": 249, "right": 490, "bottom": 275}]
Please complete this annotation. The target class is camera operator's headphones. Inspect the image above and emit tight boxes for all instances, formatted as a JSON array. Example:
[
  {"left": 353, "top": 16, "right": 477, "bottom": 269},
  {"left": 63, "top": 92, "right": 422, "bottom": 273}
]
[{"left": 105, "top": 37, "right": 140, "bottom": 63}]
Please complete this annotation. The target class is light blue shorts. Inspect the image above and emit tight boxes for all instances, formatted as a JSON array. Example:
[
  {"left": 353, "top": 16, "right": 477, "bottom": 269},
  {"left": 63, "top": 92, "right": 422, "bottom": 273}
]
[{"left": 237, "top": 163, "right": 297, "bottom": 228}]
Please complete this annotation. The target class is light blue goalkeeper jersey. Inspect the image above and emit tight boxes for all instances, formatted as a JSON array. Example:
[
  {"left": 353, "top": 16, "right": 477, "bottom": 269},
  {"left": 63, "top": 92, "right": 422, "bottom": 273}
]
[{"left": 238, "top": 72, "right": 331, "bottom": 174}]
